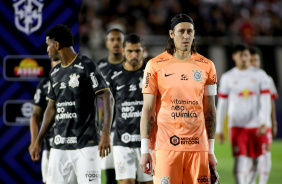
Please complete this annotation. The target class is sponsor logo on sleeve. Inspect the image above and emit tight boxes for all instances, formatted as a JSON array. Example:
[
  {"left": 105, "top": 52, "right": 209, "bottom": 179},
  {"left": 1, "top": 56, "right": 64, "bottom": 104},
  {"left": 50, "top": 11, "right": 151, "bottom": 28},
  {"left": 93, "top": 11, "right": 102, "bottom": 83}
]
[
  {"left": 197, "top": 175, "right": 209, "bottom": 183},
  {"left": 90, "top": 72, "right": 99, "bottom": 88},
  {"left": 51, "top": 68, "right": 59, "bottom": 76},
  {"left": 156, "top": 58, "right": 169, "bottom": 63},
  {"left": 195, "top": 58, "right": 208, "bottom": 64},
  {"left": 144, "top": 72, "right": 151, "bottom": 88},
  {"left": 34, "top": 89, "right": 41, "bottom": 103}
]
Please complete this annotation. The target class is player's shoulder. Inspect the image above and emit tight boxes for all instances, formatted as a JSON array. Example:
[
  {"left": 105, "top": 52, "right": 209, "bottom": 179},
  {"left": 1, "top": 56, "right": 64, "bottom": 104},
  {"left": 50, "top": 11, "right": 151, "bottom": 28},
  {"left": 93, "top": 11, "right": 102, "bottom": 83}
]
[
  {"left": 96, "top": 58, "right": 108, "bottom": 68},
  {"left": 193, "top": 53, "right": 214, "bottom": 66},
  {"left": 108, "top": 63, "right": 124, "bottom": 80},
  {"left": 37, "top": 77, "right": 49, "bottom": 89},
  {"left": 222, "top": 67, "right": 236, "bottom": 77},
  {"left": 147, "top": 51, "right": 171, "bottom": 69}
]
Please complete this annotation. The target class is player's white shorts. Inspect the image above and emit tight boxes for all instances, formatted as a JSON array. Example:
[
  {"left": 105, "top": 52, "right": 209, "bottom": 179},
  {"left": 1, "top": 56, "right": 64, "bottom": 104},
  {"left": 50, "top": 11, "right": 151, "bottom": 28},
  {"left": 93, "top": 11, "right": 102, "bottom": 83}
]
[
  {"left": 101, "top": 132, "right": 115, "bottom": 169},
  {"left": 47, "top": 146, "right": 101, "bottom": 184},
  {"left": 113, "top": 146, "right": 153, "bottom": 182},
  {"left": 41, "top": 150, "right": 50, "bottom": 183}
]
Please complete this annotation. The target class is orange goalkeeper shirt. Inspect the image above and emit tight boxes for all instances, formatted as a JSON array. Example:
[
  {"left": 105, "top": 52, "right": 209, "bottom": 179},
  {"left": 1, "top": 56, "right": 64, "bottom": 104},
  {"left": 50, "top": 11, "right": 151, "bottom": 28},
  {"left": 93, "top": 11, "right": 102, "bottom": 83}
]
[{"left": 142, "top": 51, "right": 217, "bottom": 152}]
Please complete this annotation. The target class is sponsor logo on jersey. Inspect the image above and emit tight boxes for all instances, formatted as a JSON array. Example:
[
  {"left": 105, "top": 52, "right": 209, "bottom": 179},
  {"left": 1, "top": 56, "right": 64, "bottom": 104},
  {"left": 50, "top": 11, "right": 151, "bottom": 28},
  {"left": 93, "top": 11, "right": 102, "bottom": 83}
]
[
  {"left": 51, "top": 68, "right": 59, "bottom": 76},
  {"left": 57, "top": 101, "right": 76, "bottom": 107},
  {"left": 60, "top": 82, "right": 66, "bottom": 89},
  {"left": 74, "top": 62, "right": 84, "bottom": 69},
  {"left": 170, "top": 135, "right": 199, "bottom": 146},
  {"left": 121, "top": 133, "right": 141, "bottom": 143},
  {"left": 197, "top": 175, "right": 209, "bottom": 183},
  {"left": 111, "top": 71, "right": 123, "bottom": 79},
  {"left": 156, "top": 58, "right": 169, "bottom": 63},
  {"left": 52, "top": 82, "right": 58, "bottom": 88},
  {"left": 116, "top": 162, "right": 126, "bottom": 173},
  {"left": 238, "top": 89, "right": 255, "bottom": 99},
  {"left": 85, "top": 171, "right": 100, "bottom": 182},
  {"left": 170, "top": 135, "right": 180, "bottom": 146},
  {"left": 90, "top": 72, "right": 99, "bottom": 88},
  {"left": 54, "top": 135, "right": 77, "bottom": 145},
  {"left": 121, "top": 101, "right": 143, "bottom": 119},
  {"left": 34, "top": 89, "right": 41, "bottom": 103},
  {"left": 171, "top": 99, "right": 198, "bottom": 105},
  {"left": 98, "top": 62, "right": 108, "bottom": 68},
  {"left": 195, "top": 58, "right": 208, "bottom": 64},
  {"left": 144, "top": 72, "right": 151, "bottom": 88},
  {"left": 68, "top": 73, "right": 80, "bottom": 88},
  {"left": 165, "top": 73, "right": 174, "bottom": 77},
  {"left": 129, "top": 84, "right": 137, "bottom": 91},
  {"left": 159, "top": 175, "right": 171, "bottom": 184},
  {"left": 139, "top": 77, "right": 143, "bottom": 89},
  {"left": 55, "top": 102, "right": 77, "bottom": 121},
  {"left": 116, "top": 85, "right": 125, "bottom": 90},
  {"left": 171, "top": 102, "right": 198, "bottom": 119},
  {"left": 181, "top": 74, "right": 189, "bottom": 80},
  {"left": 192, "top": 69, "right": 203, "bottom": 82}
]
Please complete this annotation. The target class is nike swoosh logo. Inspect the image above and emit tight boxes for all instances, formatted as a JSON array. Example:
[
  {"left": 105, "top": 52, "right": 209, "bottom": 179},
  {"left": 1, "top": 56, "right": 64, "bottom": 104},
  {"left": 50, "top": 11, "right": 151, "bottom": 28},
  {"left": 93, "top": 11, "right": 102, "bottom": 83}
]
[
  {"left": 116, "top": 85, "right": 125, "bottom": 90},
  {"left": 165, "top": 73, "right": 174, "bottom": 77},
  {"left": 52, "top": 82, "right": 58, "bottom": 88},
  {"left": 89, "top": 178, "right": 96, "bottom": 181}
]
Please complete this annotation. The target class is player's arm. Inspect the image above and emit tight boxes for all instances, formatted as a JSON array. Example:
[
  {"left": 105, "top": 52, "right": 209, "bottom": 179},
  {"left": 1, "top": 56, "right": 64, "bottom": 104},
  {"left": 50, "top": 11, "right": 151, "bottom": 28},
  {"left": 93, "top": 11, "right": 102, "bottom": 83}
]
[
  {"left": 271, "top": 99, "right": 278, "bottom": 137},
  {"left": 140, "top": 93, "right": 155, "bottom": 174},
  {"left": 30, "top": 100, "right": 56, "bottom": 161},
  {"left": 203, "top": 95, "right": 217, "bottom": 171},
  {"left": 29, "top": 106, "right": 43, "bottom": 153},
  {"left": 216, "top": 97, "right": 228, "bottom": 143},
  {"left": 97, "top": 89, "right": 114, "bottom": 158}
]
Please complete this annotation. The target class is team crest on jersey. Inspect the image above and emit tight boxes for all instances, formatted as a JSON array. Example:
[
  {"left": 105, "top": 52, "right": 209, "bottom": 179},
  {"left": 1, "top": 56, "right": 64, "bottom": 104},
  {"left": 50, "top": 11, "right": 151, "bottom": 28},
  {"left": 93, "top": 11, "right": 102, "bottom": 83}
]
[
  {"left": 116, "top": 162, "right": 126, "bottom": 173},
  {"left": 192, "top": 69, "right": 203, "bottom": 82},
  {"left": 159, "top": 175, "right": 171, "bottom": 184},
  {"left": 68, "top": 74, "right": 80, "bottom": 88}
]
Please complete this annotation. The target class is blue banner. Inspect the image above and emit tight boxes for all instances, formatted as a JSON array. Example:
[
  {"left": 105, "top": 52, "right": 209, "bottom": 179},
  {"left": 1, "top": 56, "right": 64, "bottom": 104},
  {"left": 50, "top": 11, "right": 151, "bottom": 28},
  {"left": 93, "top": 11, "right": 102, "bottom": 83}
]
[{"left": 0, "top": 0, "right": 81, "bottom": 183}]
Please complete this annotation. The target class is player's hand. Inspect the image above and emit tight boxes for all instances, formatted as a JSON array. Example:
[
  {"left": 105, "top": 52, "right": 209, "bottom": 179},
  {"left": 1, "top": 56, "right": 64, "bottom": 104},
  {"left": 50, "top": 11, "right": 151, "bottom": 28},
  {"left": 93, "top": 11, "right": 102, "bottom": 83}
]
[
  {"left": 28, "top": 141, "right": 35, "bottom": 153},
  {"left": 257, "top": 124, "right": 267, "bottom": 137},
  {"left": 140, "top": 153, "right": 152, "bottom": 175},
  {"left": 30, "top": 141, "right": 41, "bottom": 161},
  {"left": 98, "top": 132, "right": 111, "bottom": 158},
  {"left": 217, "top": 133, "right": 225, "bottom": 144},
  {"left": 208, "top": 153, "right": 217, "bottom": 172}
]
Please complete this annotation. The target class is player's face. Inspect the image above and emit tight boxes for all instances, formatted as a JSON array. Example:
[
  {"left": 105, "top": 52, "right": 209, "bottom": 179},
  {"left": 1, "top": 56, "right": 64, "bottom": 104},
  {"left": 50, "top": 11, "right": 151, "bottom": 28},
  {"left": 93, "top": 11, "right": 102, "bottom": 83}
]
[
  {"left": 233, "top": 49, "right": 251, "bottom": 70},
  {"left": 123, "top": 42, "right": 144, "bottom": 66},
  {"left": 250, "top": 54, "right": 260, "bottom": 68},
  {"left": 46, "top": 37, "right": 60, "bottom": 61},
  {"left": 106, "top": 31, "right": 124, "bottom": 55},
  {"left": 170, "top": 22, "right": 195, "bottom": 52}
]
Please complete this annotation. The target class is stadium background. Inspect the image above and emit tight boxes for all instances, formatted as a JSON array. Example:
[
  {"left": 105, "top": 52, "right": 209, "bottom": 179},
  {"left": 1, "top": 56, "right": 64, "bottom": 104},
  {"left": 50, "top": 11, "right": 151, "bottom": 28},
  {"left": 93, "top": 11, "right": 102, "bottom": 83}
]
[{"left": 0, "top": 0, "right": 281, "bottom": 183}]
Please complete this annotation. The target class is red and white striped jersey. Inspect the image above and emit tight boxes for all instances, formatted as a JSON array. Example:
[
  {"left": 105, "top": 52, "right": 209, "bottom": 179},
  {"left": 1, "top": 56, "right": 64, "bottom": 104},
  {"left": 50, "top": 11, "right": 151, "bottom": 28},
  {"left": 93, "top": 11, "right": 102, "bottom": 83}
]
[{"left": 216, "top": 66, "right": 271, "bottom": 132}]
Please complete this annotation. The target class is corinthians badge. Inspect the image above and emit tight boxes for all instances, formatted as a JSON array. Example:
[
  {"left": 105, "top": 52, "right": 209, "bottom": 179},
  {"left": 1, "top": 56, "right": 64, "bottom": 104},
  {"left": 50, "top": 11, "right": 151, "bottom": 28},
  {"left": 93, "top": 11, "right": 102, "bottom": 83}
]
[
  {"left": 192, "top": 68, "right": 203, "bottom": 82},
  {"left": 68, "top": 74, "right": 80, "bottom": 88}
]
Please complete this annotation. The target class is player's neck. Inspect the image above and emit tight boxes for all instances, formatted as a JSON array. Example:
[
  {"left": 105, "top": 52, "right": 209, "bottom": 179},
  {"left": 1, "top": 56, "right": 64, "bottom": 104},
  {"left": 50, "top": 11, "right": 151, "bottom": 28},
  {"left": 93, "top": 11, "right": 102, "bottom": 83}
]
[
  {"left": 173, "top": 50, "right": 192, "bottom": 60},
  {"left": 108, "top": 54, "right": 124, "bottom": 65},
  {"left": 60, "top": 47, "right": 78, "bottom": 67},
  {"left": 123, "top": 60, "right": 143, "bottom": 71}
]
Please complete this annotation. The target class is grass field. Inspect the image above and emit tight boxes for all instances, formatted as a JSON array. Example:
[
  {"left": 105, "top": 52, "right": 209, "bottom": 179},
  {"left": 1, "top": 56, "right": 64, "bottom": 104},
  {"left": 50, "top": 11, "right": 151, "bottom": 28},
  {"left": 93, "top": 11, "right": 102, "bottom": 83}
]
[{"left": 101, "top": 139, "right": 282, "bottom": 184}]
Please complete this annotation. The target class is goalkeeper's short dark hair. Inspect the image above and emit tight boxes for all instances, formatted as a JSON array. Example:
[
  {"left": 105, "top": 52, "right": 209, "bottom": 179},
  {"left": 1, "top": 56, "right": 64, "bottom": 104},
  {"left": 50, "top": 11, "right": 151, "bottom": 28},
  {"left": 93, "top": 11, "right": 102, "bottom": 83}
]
[{"left": 46, "top": 24, "right": 74, "bottom": 47}]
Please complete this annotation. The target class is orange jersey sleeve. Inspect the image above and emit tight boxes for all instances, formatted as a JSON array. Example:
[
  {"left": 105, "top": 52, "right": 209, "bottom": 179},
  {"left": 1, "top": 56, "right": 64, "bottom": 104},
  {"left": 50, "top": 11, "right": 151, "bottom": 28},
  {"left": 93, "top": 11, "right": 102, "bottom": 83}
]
[{"left": 142, "top": 51, "right": 217, "bottom": 152}]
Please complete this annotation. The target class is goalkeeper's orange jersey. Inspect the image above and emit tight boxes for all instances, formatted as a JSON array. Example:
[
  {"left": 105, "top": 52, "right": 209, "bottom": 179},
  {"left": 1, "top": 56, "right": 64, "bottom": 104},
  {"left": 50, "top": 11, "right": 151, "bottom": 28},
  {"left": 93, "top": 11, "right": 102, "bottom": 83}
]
[{"left": 142, "top": 51, "right": 217, "bottom": 152}]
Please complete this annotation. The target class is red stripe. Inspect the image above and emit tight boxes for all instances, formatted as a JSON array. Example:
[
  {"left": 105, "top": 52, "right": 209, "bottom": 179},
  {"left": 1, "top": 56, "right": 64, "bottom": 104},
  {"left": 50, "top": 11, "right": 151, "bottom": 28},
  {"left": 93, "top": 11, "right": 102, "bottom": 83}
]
[
  {"left": 260, "top": 89, "right": 270, "bottom": 94},
  {"left": 271, "top": 94, "right": 278, "bottom": 100},
  {"left": 218, "top": 93, "right": 228, "bottom": 98}
]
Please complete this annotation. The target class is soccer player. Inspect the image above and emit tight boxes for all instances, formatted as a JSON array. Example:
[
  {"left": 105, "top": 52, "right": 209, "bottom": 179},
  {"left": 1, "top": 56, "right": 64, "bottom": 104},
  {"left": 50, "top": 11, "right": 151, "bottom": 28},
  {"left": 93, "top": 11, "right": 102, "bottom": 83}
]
[
  {"left": 96, "top": 28, "right": 125, "bottom": 184},
  {"left": 248, "top": 47, "right": 278, "bottom": 184},
  {"left": 29, "top": 60, "right": 60, "bottom": 184},
  {"left": 106, "top": 33, "right": 153, "bottom": 184},
  {"left": 140, "top": 13, "right": 218, "bottom": 184},
  {"left": 216, "top": 44, "right": 271, "bottom": 184},
  {"left": 30, "top": 24, "right": 114, "bottom": 184}
]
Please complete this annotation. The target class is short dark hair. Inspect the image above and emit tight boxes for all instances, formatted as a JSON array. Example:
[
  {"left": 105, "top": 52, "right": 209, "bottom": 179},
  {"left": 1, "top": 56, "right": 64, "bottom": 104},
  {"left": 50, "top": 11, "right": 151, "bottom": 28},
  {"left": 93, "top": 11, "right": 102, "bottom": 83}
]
[
  {"left": 123, "top": 33, "right": 142, "bottom": 47},
  {"left": 249, "top": 47, "right": 260, "bottom": 55},
  {"left": 232, "top": 44, "right": 248, "bottom": 54},
  {"left": 106, "top": 28, "right": 125, "bottom": 36},
  {"left": 46, "top": 24, "right": 74, "bottom": 47},
  {"left": 165, "top": 13, "right": 197, "bottom": 56}
]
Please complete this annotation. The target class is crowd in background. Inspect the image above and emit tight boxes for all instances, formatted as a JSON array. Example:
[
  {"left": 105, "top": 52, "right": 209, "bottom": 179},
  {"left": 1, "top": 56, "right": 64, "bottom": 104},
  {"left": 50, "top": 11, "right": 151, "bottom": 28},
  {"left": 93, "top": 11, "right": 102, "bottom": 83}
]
[{"left": 79, "top": 0, "right": 282, "bottom": 50}]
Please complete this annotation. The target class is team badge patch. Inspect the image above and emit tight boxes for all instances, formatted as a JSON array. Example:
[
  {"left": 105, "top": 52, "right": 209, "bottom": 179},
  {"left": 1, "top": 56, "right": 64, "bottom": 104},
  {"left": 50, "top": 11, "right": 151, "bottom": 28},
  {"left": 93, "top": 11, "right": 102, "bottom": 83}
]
[
  {"left": 116, "top": 162, "right": 126, "bottom": 173},
  {"left": 192, "top": 69, "right": 203, "bottom": 82},
  {"left": 68, "top": 74, "right": 80, "bottom": 88},
  {"left": 159, "top": 175, "right": 171, "bottom": 184}
]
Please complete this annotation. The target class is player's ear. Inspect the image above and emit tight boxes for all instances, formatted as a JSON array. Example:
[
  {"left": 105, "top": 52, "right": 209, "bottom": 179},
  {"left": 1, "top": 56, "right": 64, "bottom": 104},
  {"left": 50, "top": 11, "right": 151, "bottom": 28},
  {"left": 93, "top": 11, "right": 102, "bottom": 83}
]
[
  {"left": 121, "top": 47, "right": 125, "bottom": 55},
  {"left": 169, "top": 30, "right": 174, "bottom": 39},
  {"left": 54, "top": 41, "right": 61, "bottom": 50}
]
